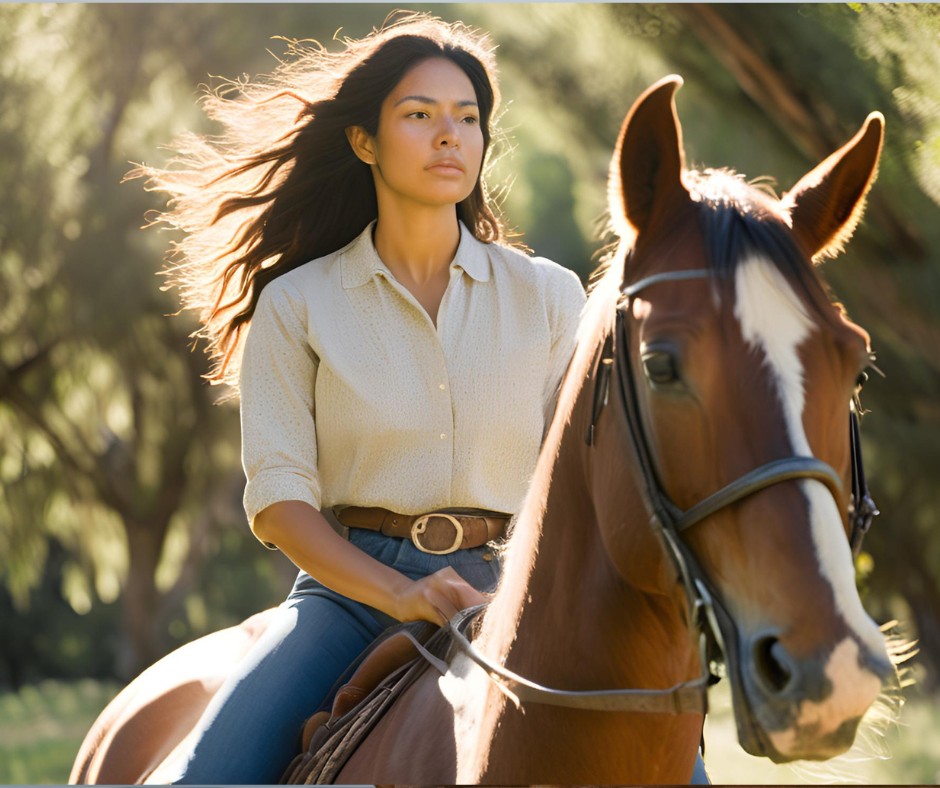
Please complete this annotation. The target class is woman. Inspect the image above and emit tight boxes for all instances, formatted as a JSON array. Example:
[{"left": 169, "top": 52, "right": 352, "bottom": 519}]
[{"left": 132, "top": 12, "right": 586, "bottom": 783}]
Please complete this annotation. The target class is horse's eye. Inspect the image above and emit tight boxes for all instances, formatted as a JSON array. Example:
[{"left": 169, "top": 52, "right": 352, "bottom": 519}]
[
  {"left": 642, "top": 350, "right": 680, "bottom": 386},
  {"left": 855, "top": 370, "right": 869, "bottom": 390}
]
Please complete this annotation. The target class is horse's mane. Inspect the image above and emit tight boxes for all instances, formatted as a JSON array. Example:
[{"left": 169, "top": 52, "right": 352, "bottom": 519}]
[
  {"left": 479, "top": 246, "right": 621, "bottom": 662},
  {"left": 481, "top": 167, "right": 852, "bottom": 662}
]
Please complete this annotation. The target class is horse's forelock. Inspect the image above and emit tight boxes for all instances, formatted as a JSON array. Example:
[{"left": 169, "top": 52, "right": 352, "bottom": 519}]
[{"left": 687, "top": 169, "right": 843, "bottom": 329}]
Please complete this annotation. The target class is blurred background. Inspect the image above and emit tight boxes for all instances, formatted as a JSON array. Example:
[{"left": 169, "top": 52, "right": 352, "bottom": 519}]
[{"left": 1, "top": 3, "right": 939, "bottom": 783}]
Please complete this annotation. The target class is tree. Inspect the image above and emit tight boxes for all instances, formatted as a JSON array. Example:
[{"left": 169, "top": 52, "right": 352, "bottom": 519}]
[
  {"left": 461, "top": 2, "right": 940, "bottom": 687},
  {"left": 1, "top": 4, "right": 248, "bottom": 678},
  {"left": 0, "top": 1, "right": 426, "bottom": 682},
  {"left": 3, "top": 3, "right": 939, "bottom": 690}
]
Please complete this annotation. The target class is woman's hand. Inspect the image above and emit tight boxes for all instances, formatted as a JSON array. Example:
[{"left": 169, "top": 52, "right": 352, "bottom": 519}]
[
  {"left": 392, "top": 566, "right": 488, "bottom": 626},
  {"left": 253, "top": 501, "right": 489, "bottom": 627}
]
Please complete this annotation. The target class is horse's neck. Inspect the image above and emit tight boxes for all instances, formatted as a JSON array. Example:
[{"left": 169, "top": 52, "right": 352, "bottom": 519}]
[
  {"left": 500, "top": 423, "right": 692, "bottom": 689},
  {"left": 483, "top": 295, "right": 689, "bottom": 686},
  {"left": 464, "top": 308, "right": 701, "bottom": 782},
  {"left": 503, "top": 447, "right": 633, "bottom": 683}
]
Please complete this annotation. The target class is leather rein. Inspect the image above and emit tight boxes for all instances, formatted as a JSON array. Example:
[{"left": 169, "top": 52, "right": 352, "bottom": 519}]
[{"left": 444, "top": 267, "right": 879, "bottom": 715}]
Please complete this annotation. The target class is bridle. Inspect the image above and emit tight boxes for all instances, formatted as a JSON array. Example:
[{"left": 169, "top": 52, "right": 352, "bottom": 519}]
[{"left": 446, "top": 266, "right": 879, "bottom": 715}]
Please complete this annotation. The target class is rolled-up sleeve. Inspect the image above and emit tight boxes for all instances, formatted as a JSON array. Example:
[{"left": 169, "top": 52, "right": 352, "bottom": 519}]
[
  {"left": 542, "top": 266, "right": 587, "bottom": 430},
  {"left": 239, "top": 278, "right": 322, "bottom": 540}
]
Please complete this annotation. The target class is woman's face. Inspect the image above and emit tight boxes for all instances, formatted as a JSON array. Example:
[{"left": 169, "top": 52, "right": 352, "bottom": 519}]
[{"left": 355, "top": 56, "right": 485, "bottom": 211}]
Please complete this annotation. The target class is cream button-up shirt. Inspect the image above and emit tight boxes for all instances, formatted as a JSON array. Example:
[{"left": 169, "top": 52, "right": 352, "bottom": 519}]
[{"left": 239, "top": 221, "right": 586, "bottom": 538}]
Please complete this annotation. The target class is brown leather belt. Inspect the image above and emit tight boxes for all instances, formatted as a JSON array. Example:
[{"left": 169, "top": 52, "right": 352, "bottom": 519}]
[{"left": 334, "top": 506, "right": 510, "bottom": 555}]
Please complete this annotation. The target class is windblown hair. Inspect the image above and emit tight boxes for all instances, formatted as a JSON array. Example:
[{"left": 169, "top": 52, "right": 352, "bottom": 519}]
[{"left": 127, "top": 12, "right": 505, "bottom": 391}]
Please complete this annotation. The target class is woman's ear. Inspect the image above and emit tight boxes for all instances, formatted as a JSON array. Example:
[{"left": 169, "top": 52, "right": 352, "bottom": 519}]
[{"left": 345, "top": 126, "right": 376, "bottom": 165}]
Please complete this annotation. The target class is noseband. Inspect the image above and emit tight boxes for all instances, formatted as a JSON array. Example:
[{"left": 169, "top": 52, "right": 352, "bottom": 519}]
[{"left": 446, "top": 267, "right": 878, "bottom": 715}]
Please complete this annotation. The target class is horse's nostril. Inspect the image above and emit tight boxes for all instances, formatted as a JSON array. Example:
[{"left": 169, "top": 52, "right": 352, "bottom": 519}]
[{"left": 753, "top": 636, "right": 796, "bottom": 696}]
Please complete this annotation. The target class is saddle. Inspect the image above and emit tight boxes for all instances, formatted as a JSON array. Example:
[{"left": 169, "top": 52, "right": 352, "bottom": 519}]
[{"left": 282, "top": 613, "right": 480, "bottom": 785}]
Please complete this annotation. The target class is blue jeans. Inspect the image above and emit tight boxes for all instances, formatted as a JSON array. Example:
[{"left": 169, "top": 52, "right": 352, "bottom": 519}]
[
  {"left": 171, "top": 529, "right": 501, "bottom": 784},
  {"left": 171, "top": 528, "right": 709, "bottom": 784},
  {"left": 692, "top": 748, "right": 710, "bottom": 784}
]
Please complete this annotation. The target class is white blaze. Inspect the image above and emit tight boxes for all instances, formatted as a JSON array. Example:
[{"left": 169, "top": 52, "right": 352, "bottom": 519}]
[
  {"left": 734, "top": 256, "right": 886, "bottom": 745},
  {"left": 735, "top": 255, "right": 814, "bottom": 450}
]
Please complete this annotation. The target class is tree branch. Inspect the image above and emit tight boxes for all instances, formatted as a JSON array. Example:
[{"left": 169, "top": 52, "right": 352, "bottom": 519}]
[{"left": 679, "top": 4, "right": 925, "bottom": 261}]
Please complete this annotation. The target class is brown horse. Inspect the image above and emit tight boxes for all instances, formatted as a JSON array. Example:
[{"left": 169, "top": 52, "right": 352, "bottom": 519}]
[{"left": 72, "top": 75, "right": 893, "bottom": 785}]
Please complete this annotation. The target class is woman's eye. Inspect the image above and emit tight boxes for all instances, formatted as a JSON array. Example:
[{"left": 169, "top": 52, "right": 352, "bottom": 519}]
[
  {"left": 642, "top": 351, "right": 680, "bottom": 386},
  {"left": 408, "top": 111, "right": 430, "bottom": 119},
  {"left": 461, "top": 115, "right": 479, "bottom": 124}
]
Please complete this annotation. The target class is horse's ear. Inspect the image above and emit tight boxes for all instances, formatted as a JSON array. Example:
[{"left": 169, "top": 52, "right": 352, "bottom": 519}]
[
  {"left": 783, "top": 112, "right": 884, "bottom": 263},
  {"left": 609, "top": 75, "right": 686, "bottom": 238}
]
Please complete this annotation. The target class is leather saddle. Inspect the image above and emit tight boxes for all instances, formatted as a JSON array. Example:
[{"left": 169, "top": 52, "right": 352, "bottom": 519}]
[{"left": 282, "top": 619, "right": 452, "bottom": 784}]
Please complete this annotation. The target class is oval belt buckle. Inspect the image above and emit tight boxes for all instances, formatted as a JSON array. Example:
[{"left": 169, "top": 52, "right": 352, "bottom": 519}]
[{"left": 411, "top": 513, "right": 464, "bottom": 555}]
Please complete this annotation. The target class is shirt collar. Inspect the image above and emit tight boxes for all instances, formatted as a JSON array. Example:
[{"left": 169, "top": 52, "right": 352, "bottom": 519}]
[{"left": 341, "top": 220, "right": 491, "bottom": 289}]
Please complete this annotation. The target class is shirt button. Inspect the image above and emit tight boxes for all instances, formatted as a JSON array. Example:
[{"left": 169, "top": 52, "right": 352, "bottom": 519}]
[
  {"left": 439, "top": 383, "right": 446, "bottom": 391},
  {"left": 440, "top": 433, "right": 446, "bottom": 440}
]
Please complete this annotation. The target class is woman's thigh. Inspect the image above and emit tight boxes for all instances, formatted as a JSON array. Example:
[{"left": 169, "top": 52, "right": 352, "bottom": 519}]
[
  {"left": 172, "top": 592, "right": 383, "bottom": 784},
  {"left": 174, "top": 529, "right": 501, "bottom": 783}
]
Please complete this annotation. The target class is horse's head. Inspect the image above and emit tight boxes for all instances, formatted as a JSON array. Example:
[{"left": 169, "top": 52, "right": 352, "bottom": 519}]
[{"left": 592, "top": 76, "right": 892, "bottom": 762}]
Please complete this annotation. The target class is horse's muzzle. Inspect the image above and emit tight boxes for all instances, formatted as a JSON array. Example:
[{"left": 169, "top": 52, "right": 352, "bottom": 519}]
[{"left": 732, "top": 632, "right": 893, "bottom": 762}]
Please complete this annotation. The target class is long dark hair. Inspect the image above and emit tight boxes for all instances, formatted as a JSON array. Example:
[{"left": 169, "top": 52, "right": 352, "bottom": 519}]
[{"left": 127, "top": 12, "right": 504, "bottom": 390}]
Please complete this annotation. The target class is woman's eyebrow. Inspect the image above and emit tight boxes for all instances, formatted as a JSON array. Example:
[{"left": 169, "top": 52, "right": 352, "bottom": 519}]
[{"left": 393, "top": 95, "right": 479, "bottom": 108}]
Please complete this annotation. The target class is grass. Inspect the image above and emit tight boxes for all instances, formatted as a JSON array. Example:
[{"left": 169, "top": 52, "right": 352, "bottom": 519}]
[
  {"left": 1, "top": 678, "right": 937, "bottom": 784},
  {"left": 0, "top": 679, "right": 119, "bottom": 784},
  {"left": 704, "top": 680, "right": 940, "bottom": 784}
]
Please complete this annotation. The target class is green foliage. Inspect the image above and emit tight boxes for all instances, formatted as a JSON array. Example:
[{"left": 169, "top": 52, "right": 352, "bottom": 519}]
[
  {"left": 0, "top": 542, "right": 120, "bottom": 687},
  {"left": 2, "top": 2, "right": 939, "bottom": 697},
  {"left": 0, "top": 3, "right": 303, "bottom": 678}
]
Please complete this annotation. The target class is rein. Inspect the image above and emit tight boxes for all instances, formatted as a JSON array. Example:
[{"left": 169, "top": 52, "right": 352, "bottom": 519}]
[
  {"left": 444, "top": 266, "right": 879, "bottom": 716},
  {"left": 445, "top": 605, "right": 708, "bottom": 713}
]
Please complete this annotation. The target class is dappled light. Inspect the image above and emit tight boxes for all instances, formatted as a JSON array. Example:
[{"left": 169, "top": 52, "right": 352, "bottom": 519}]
[{"left": 2, "top": 3, "right": 939, "bottom": 783}]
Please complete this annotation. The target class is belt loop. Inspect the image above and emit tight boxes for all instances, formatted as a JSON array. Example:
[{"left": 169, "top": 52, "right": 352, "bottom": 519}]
[{"left": 381, "top": 509, "right": 401, "bottom": 535}]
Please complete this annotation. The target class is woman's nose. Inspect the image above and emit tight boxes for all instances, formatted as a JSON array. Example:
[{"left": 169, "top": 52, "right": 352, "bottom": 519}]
[{"left": 437, "top": 118, "right": 459, "bottom": 148}]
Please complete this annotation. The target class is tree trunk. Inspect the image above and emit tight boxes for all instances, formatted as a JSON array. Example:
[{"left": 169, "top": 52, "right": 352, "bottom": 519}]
[{"left": 117, "top": 523, "right": 167, "bottom": 679}]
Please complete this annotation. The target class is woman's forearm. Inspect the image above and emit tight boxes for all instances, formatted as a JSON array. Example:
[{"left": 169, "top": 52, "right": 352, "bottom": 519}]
[{"left": 252, "top": 500, "right": 412, "bottom": 619}]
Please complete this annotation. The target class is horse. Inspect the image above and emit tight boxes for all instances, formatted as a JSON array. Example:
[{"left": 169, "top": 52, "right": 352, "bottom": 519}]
[{"left": 71, "top": 74, "right": 893, "bottom": 785}]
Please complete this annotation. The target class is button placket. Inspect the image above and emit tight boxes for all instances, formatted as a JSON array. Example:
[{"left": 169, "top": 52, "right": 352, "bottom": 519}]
[{"left": 377, "top": 266, "right": 457, "bottom": 501}]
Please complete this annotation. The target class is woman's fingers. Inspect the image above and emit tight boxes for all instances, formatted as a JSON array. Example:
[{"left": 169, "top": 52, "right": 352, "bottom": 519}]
[
  {"left": 396, "top": 566, "right": 487, "bottom": 625},
  {"left": 427, "top": 571, "right": 466, "bottom": 625},
  {"left": 431, "top": 602, "right": 457, "bottom": 627}
]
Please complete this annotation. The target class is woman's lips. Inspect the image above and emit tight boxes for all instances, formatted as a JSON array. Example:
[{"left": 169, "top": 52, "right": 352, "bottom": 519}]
[{"left": 427, "top": 159, "right": 465, "bottom": 175}]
